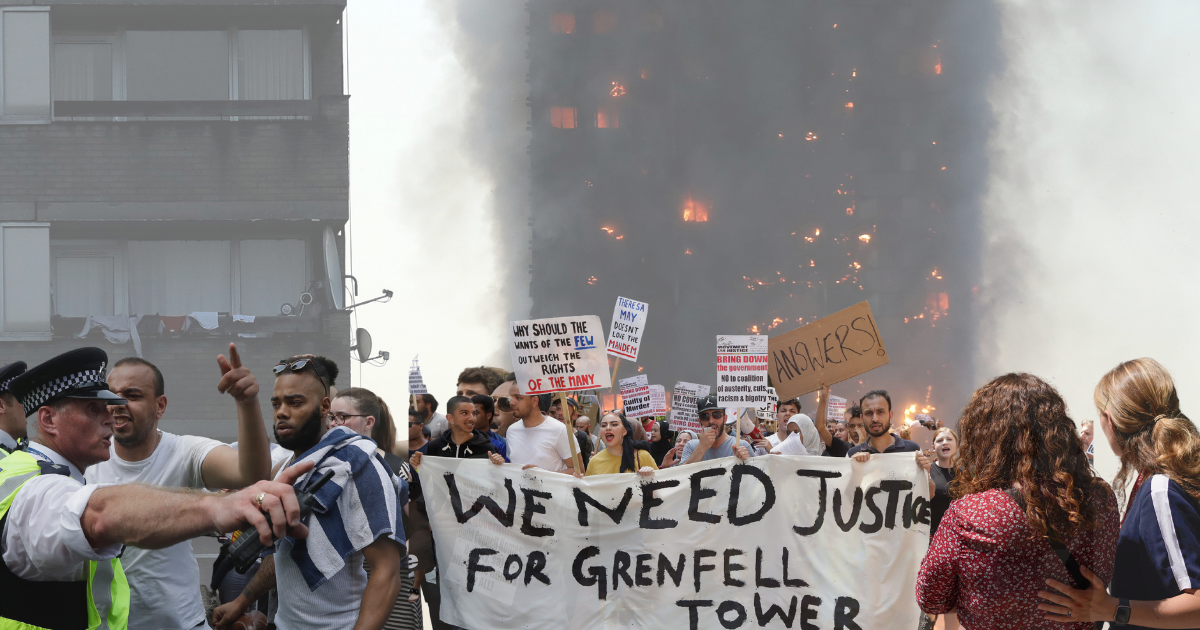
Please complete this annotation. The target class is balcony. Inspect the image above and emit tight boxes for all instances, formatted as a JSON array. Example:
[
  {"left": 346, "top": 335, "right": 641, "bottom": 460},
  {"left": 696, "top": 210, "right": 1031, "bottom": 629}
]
[{"left": 54, "top": 99, "right": 319, "bottom": 121}]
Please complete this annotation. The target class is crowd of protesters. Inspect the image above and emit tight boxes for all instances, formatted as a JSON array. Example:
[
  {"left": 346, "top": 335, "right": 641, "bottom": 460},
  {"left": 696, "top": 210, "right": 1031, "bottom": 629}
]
[{"left": 2, "top": 345, "right": 1199, "bottom": 630}]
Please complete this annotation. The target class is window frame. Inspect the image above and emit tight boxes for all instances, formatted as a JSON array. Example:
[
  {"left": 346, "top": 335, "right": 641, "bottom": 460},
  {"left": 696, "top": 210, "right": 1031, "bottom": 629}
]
[
  {"left": 0, "top": 7, "right": 52, "bottom": 125},
  {"left": 50, "top": 239, "right": 127, "bottom": 318},
  {"left": 49, "top": 25, "right": 310, "bottom": 116}
]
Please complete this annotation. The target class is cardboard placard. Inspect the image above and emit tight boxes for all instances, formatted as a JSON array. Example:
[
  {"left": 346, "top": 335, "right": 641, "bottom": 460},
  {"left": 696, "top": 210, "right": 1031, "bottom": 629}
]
[
  {"left": 408, "top": 356, "right": 428, "bottom": 395},
  {"left": 669, "top": 382, "right": 710, "bottom": 433},
  {"left": 508, "top": 316, "right": 612, "bottom": 394},
  {"left": 606, "top": 296, "right": 649, "bottom": 361},
  {"left": 619, "top": 375, "right": 652, "bottom": 417},
  {"left": 715, "top": 335, "right": 770, "bottom": 406},
  {"left": 648, "top": 385, "right": 667, "bottom": 416},
  {"left": 768, "top": 301, "right": 889, "bottom": 401}
]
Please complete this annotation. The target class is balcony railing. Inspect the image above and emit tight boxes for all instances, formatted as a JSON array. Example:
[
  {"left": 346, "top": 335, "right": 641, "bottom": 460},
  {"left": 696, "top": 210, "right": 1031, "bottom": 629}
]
[{"left": 53, "top": 100, "right": 319, "bottom": 120}]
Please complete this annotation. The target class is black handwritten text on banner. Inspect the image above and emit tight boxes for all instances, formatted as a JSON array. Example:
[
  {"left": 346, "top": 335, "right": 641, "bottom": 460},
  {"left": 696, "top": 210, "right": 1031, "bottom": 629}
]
[
  {"left": 767, "top": 301, "right": 889, "bottom": 401},
  {"left": 420, "top": 455, "right": 930, "bottom": 630},
  {"left": 509, "top": 315, "right": 613, "bottom": 394}
]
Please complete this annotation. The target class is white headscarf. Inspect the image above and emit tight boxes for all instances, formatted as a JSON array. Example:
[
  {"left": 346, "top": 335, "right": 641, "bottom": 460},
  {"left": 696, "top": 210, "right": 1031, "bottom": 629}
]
[{"left": 790, "top": 413, "right": 824, "bottom": 455}]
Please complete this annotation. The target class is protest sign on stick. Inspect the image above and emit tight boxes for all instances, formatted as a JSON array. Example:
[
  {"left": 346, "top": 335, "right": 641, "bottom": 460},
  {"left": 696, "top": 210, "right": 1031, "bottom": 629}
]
[
  {"left": 421, "top": 454, "right": 930, "bottom": 630},
  {"left": 756, "top": 387, "right": 778, "bottom": 424},
  {"left": 606, "top": 296, "right": 648, "bottom": 361},
  {"left": 715, "top": 335, "right": 770, "bottom": 407},
  {"left": 648, "top": 385, "right": 667, "bottom": 417},
  {"left": 768, "top": 300, "right": 889, "bottom": 401},
  {"left": 669, "top": 382, "right": 709, "bottom": 433},
  {"left": 826, "top": 394, "right": 847, "bottom": 419},
  {"left": 508, "top": 315, "right": 612, "bottom": 395},
  {"left": 618, "top": 375, "right": 651, "bottom": 418},
  {"left": 408, "top": 356, "right": 427, "bottom": 396}
]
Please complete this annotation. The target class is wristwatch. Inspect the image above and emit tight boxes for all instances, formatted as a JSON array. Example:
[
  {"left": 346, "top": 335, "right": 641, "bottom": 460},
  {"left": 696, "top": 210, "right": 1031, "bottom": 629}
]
[{"left": 1113, "top": 597, "right": 1132, "bottom": 625}]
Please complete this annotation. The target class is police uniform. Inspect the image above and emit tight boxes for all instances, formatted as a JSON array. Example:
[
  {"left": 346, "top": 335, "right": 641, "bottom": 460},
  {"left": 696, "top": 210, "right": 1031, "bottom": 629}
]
[
  {"left": 0, "top": 361, "right": 27, "bottom": 454},
  {"left": 0, "top": 348, "right": 131, "bottom": 630}
]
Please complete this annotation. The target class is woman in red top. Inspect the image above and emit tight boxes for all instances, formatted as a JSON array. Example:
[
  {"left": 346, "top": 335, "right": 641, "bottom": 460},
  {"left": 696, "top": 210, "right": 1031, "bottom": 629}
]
[{"left": 916, "top": 373, "right": 1121, "bottom": 629}]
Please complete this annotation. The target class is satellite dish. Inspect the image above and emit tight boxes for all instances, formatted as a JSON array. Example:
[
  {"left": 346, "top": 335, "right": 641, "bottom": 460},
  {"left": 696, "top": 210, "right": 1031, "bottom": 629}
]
[
  {"left": 322, "top": 226, "right": 344, "bottom": 310},
  {"left": 352, "top": 328, "right": 373, "bottom": 363}
]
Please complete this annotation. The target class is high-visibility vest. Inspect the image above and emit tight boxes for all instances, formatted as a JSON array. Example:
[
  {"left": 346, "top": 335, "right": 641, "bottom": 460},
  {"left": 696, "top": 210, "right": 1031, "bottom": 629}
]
[{"left": 0, "top": 450, "right": 129, "bottom": 630}]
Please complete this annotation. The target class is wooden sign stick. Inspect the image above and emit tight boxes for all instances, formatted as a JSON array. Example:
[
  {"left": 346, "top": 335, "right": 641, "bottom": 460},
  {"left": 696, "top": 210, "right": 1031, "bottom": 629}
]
[
  {"left": 609, "top": 358, "right": 621, "bottom": 407},
  {"left": 559, "top": 391, "right": 584, "bottom": 474}
]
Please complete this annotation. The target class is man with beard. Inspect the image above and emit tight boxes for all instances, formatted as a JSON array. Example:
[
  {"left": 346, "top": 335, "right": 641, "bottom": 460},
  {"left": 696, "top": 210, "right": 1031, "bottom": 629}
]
[
  {"left": 548, "top": 396, "right": 593, "bottom": 467},
  {"left": 213, "top": 355, "right": 403, "bottom": 630},
  {"left": 0, "top": 361, "right": 27, "bottom": 454},
  {"left": 847, "top": 389, "right": 922, "bottom": 459},
  {"left": 680, "top": 395, "right": 752, "bottom": 464},
  {"left": 506, "top": 383, "right": 579, "bottom": 475},
  {"left": 412, "top": 393, "right": 447, "bottom": 441},
  {"left": 85, "top": 346, "right": 271, "bottom": 630}
]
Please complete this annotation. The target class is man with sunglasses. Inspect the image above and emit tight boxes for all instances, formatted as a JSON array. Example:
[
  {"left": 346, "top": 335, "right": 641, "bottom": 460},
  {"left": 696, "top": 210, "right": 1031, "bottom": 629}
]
[
  {"left": 214, "top": 355, "right": 404, "bottom": 630},
  {"left": 680, "top": 394, "right": 752, "bottom": 465},
  {"left": 408, "top": 407, "right": 430, "bottom": 456},
  {"left": 490, "top": 380, "right": 520, "bottom": 438}
]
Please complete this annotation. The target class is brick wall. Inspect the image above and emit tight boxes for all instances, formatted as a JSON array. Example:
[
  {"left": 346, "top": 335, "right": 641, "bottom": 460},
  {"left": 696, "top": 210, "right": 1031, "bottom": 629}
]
[
  {"left": 8, "top": 310, "right": 352, "bottom": 443},
  {"left": 0, "top": 97, "right": 349, "bottom": 205}
]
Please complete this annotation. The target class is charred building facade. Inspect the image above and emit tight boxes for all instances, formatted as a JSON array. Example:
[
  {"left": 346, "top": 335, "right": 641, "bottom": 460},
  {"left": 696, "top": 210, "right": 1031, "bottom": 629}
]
[
  {"left": 0, "top": 0, "right": 350, "bottom": 441},
  {"left": 524, "top": 1, "right": 994, "bottom": 419}
]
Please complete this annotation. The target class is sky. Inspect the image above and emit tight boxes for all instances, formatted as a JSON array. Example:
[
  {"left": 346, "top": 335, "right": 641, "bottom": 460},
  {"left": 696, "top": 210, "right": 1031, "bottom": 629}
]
[
  {"left": 982, "top": 0, "right": 1200, "bottom": 480},
  {"left": 342, "top": 0, "right": 1200, "bottom": 482},
  {"left": 343, "top": 0, "right": 510, "bottom": 411}
]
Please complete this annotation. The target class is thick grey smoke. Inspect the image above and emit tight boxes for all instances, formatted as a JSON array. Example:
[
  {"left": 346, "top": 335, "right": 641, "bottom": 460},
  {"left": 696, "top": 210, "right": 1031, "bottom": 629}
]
[{"left": 982, "top": 0, "right": 1200, "bottom": 479}]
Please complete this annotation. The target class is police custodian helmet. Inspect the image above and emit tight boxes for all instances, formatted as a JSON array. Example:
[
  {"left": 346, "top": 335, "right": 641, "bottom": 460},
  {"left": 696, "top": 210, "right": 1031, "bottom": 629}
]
[{"left": 7, "top": 347, "right": 127, "bottom": 414}]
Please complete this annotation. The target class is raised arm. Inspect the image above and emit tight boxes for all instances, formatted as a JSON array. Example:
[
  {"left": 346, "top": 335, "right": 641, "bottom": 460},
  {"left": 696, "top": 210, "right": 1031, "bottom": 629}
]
[
  {"left": 815, "top": 383, "right": 835, "bottom": 448},
  {"left": 202, "top": 344, "right": 272, "bottom": 489}
]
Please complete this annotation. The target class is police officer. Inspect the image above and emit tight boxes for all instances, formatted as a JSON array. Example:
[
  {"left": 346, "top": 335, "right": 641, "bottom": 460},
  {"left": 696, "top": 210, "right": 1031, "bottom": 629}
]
[
  {"left": 0, "top": 348, "right": 314, "bottom": 630},
  {"left": 0, "top": 361, "right": 26, "bottom": 454}
]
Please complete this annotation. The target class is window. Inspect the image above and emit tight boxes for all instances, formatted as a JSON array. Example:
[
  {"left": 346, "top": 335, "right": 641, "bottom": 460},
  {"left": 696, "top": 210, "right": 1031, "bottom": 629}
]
[
  {"left": 549, "top": 13, "right": 576, "bottom": 34},
  {"left": 550, "top": 106, "right": 577, "bottom": 129},
  {"left": 52, "top": 28, "right": 308, "bottom": 105},
  {"left": 239, "top": 239, "right": 307, "bottom": 316},
  {"left": 0, "top": 224, "right": 50, "bottom": 338},
  {"left": 53, "top": 42, "right": 115, "bottom": 101},
  {"left": 127, "top": 31, "right": 229, "bottom": 101},
  {"left": 238, "top": 30, "right": 306, "bottom": 100},
  {"left": 1, "top": 8, "right": 51, "bottom": 122},
  {"left": 596, "top": 104, "right": 618, "bottom": 129},
  {"left": 593, "top": 10, "right": 617, "bottom": 34},
  {"left": 52, "top": 241, "right": 124, "bottom": 317},
  {"left": 128, "top": 241, "right": 231, "bottom": 314}
]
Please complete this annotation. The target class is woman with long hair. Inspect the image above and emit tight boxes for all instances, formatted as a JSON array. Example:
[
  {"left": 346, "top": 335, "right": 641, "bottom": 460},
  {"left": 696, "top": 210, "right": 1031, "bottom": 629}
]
[
  {"left": 928, "top": 427, "right": 959, "bottom": 539},
  {"left": 916, "top": 373, "right": 1120, "bottom": 630},
  {"left": 649, "top": 420, "right": 673, "bottom": 466},
  {"left": 585, "top": 412, "right": 657, "bottom": 476},
  {"left": 1039, "top": 358, "right": 1200, "bottom": 628}
]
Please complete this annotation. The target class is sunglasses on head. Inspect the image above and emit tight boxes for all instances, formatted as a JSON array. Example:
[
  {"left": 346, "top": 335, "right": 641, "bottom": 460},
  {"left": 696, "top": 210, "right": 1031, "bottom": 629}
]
[{"left": 273, "top": 358, "right": 330, "bottom": 392}]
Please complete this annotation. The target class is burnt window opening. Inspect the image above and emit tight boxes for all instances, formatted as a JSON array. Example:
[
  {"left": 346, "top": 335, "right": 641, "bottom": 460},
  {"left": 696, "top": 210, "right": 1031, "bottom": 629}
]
[
  {"left": 682, "top": 196, "right": 709, "bottom": 222},
  {"left": 550, "top": 13, "right": 575, "bottom": 34},
  {"left": 595, "top": 104, "right": 618, "bottom": 129},
  {"left": 550, "top": 106, "right": 577, "bottom": 128},
  {"left": 593, "top": 10, "right": 617, "bottom": 34}
]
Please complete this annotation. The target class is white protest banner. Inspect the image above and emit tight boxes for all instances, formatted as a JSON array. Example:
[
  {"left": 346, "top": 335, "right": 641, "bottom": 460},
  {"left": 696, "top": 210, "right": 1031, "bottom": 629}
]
[
  {"left": 408, "top": 356, "right": 427, "bottom": 395},
  {"left": 619, "top": 375, "right": 652, "bottom": 417},
  {"left": 716, "top": 335, "right": 770, "bottom": 407},
  {"left": 509, "top": 316, "right": 612, "bottom": 394},
  {"left": 606, "top": 296, "right": 649, "bottom": 361},
  {"left": 756, "top": 387, "right": 778, "bottom": 423},
  {"left": 827, "top": 395, "right": 847, "bottom": 419},
  {"left": 669, "top": 382, "right": 710, "bottom": 432},
  {"left": 421, "top": 454, "right": 931, "bottom": 630},
  {"left": 648, "top": 385, "right": 668, "bottom": 417}
]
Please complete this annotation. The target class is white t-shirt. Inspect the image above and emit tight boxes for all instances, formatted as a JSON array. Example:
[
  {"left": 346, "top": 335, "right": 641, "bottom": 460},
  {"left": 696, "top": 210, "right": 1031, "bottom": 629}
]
[
  {"left": 506, "top": 417, "right": 573, "bottom": 472},
  {"left": 425, "top": 413, "right": 448, "bottom": 439},
  {"left": 85, "top": 432, "right": 223, "bottom": 630}
]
